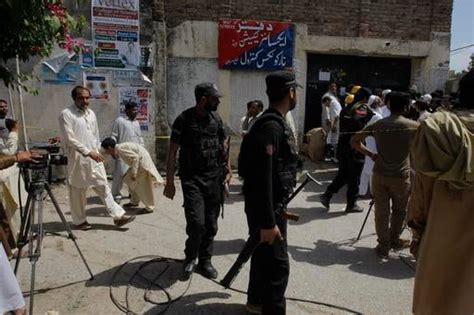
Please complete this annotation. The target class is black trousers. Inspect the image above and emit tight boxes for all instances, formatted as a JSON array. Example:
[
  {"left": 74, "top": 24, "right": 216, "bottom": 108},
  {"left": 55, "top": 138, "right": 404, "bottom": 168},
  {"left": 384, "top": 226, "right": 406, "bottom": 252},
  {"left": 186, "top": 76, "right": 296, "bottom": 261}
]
[
  {"left": 245, "top": 205, "right": 289, "bottom": 315},
  {"left": 327, "top": 154, "right": 364, "bottom": 205},
  {"left": 181, "top": 176, "right": 220, "bottom": 262}
]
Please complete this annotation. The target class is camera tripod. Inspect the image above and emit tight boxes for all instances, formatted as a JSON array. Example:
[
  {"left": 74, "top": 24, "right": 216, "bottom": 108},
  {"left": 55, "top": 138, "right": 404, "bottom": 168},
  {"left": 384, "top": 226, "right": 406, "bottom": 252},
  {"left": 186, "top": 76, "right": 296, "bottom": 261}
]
[{"left": 13, "top": 177, "right": 94, "bottom": 314}]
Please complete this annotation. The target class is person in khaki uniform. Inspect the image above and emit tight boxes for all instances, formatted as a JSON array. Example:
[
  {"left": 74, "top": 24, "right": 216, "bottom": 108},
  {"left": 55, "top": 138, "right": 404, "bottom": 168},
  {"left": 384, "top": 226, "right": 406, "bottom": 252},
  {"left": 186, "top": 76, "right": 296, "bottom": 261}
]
[
  {"left": 101, "top": 138, "right": 164, "bottom": 212},
  {"left": 351, "top": 91, "right": 419, "bottom": 257},
  {"left": 408, "top": 69, "right": 474, "bottom": 315}
]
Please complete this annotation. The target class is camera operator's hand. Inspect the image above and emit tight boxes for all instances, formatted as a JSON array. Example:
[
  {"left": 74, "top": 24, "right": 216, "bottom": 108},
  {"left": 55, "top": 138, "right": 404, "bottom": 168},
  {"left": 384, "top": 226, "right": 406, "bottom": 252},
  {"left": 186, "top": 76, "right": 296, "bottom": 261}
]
[
  {"left": 88, "top": 151, "right": 104, "bottom": 163},
  {"left": 17, "top": 150, "right": 42, "bottom": 163}
]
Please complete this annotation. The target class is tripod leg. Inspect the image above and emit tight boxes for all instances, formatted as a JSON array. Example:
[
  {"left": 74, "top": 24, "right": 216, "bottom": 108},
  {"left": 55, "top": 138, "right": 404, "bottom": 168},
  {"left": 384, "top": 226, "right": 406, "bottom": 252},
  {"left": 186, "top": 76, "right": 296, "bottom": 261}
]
[
  {"left": 29, "top": 259, "right": 37, "bottom": 315},
  {"left": 45, "top": 184, "right": 94, "bottom": 280},
  {"left": 356, "top": 199, "right": 374, "bottom": 241},
  {"left": 28, "top": 194, "right": 43, "bottom": 315},
  {"left": 14, "top": 193, "right": 33, "bottom": 274}
]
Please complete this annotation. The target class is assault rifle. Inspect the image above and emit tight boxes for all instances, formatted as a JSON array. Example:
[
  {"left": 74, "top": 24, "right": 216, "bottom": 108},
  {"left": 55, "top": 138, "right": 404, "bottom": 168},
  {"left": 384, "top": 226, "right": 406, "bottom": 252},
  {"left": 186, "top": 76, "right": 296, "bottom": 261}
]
[{"left": 220, "top": 173, "right": 322, "bottom": 288}]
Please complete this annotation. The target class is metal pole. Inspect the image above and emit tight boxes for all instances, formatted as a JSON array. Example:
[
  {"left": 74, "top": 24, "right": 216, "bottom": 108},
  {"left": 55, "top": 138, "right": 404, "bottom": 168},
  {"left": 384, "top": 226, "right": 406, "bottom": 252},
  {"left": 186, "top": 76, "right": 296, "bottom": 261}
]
[
  {"left": 356, "top": 199, "right": 374, "bottom": 241},
  {"left": 7, "top": 86, "right": 16, "bottom": 120},
  {"left": 16, "top": 55, "right": 29, "bottom": 150}
]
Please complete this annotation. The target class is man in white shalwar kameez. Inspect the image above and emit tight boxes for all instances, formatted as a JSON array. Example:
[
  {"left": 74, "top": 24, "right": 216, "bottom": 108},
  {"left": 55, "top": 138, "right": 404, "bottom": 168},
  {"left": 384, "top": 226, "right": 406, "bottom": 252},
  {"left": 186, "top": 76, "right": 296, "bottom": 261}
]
[
  {"left": 0, "top": 150, "right": 40, "bottom": 315},
  {"left": 102, "top": 138, "right": 164, "bottom": 212},
  {"left": 0, "top": 119, "right": 22, "bottom": 248},
  {"left": 110, "top": 101, "right": 144, "bottom": 201},
  {"left": 0, "top": 245, "right": 25, "bottom": 314},
  {"left": 358, "top": 109, "right": 382, "bottom": 196},
  {"left": 58, "top": 86, "right": 135, "bottom": 230}
]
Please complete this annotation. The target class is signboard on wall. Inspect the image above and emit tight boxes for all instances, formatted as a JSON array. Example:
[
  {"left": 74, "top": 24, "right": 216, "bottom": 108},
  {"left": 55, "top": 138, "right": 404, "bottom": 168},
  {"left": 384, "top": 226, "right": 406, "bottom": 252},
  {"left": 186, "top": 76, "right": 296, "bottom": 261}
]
[
  {"left": 218, "top": 19, "right": 295, "bottom": 71},
  {"left": 83, "top": 72, "right": 111, "bottom": 101},
  {"left": 92, "top": 0, "right": 140, "bottom": 68},
  {"left": 118, "top": 87, "right": 151, "bottom": 131}
]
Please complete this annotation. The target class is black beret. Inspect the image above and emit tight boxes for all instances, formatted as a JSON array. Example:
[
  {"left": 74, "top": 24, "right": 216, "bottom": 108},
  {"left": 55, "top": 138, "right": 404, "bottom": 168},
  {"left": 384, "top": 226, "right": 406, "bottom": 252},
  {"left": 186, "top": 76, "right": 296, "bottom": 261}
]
[
  {"left": 265, "top": 70, "right": 302, "bottom": 94},
  {"left": 195, "top": 82, "right": 223, "bottom": 99}
]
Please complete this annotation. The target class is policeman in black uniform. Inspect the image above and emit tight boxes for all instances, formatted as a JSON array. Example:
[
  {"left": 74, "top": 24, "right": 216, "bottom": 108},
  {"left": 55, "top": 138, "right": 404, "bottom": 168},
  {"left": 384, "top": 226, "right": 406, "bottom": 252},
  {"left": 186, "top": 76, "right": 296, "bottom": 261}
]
[
  {"left": 164, "top": 82, "right": 231, "bottom": 280},
  {"left": 242, "top": 71, "right": 299, "bottom": 314},
  {"left": 319, "top": 87, "right": 373, "bottom": 212}
]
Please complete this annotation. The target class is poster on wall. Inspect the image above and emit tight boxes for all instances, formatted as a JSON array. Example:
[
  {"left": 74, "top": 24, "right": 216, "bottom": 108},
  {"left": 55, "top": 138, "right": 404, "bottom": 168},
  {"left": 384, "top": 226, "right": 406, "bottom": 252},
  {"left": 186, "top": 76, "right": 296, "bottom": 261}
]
[
  {"left": 118, "top": 87, "right": 151, "bottom": 131},
  {"left": 92, "top": 0, "right": 140, "bottom": 68},
  {"left": 83, "top": 72, "right": 111, "bottom": 101},
  {"left": 218, "top": 19, "right": 295, "bottom": 71},
  {"left": 42, "top": 53, "right": 82, "bottom": 84}
]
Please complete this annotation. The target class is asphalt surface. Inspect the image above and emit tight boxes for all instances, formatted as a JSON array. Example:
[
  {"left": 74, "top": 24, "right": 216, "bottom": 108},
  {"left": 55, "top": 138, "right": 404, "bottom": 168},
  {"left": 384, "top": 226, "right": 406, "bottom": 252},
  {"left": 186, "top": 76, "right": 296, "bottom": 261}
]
[{"left": 11, "top": 160, "right": 416, "bottom": 314}]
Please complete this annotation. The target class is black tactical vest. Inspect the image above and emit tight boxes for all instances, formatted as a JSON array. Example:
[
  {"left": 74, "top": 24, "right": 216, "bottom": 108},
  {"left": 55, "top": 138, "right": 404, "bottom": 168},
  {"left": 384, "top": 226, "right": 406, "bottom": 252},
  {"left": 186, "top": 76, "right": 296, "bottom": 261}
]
[
  {"left": 240, "top": 110, "right": 298, "bottom": 199},
  {"left": 178, "top": 108, "right": 225, "bottom": 178}
]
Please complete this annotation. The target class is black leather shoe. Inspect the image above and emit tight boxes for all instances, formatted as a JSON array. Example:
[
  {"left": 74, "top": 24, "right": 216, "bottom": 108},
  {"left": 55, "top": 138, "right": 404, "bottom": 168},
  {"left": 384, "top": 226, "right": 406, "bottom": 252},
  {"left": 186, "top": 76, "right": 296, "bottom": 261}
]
[
  {"left": 345, "top": 203, "right": 364, "bottom": 213},
  {"left": 181, "top": 258, "right": 197, "bottom": 280},
  {"left": 197, "top": 261, "right": 218, "bottom": 279},
  {"left": 319, "top": 192, "right": 332, "bottom": 209}
]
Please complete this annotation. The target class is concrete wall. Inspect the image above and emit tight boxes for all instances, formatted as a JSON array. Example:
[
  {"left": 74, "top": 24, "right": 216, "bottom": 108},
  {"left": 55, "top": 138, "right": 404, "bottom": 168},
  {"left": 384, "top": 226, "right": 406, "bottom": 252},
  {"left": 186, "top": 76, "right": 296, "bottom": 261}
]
[
  {"left": 165, "top": 20, "right": 450, "bottom": 146},
  {"left": 0, "top": 0, "right": 453, "bottom": 168},
  {"left": 0, "top": 60, "right": 157, "bottom": 158},
  {"left": 167, "top": 57, "right": 219, "bottom": 123}
]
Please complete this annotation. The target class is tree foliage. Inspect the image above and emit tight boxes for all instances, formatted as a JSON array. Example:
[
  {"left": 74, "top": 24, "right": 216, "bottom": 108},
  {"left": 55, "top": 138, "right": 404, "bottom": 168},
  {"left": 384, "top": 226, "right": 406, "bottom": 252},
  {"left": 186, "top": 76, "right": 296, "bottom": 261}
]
[{"left": 0, "top": 0, "right": 84, "bottom": 87}]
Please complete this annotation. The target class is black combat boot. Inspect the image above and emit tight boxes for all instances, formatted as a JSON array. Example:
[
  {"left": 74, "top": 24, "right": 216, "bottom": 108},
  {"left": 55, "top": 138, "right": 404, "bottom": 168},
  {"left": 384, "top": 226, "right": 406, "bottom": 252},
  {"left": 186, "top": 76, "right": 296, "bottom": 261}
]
[
  {"left": 196, "top": 260, "right": 218, "bottom": 279},
  {"left": 181, "top": 258, "right": 198, "bottom": 280},
  {"left": 345, "top": 201, "right": 364, "bottom": 213},
  {"left": 319, "top": 191, "right": 332, "bottom": 209}
]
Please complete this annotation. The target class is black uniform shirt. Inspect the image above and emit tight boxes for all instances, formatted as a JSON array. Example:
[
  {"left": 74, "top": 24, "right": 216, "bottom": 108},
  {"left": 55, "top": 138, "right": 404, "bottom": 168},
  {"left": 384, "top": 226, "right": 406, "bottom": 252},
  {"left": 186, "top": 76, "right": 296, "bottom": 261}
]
[{"left": 245, "top": 108, "right": 295, "bottom": 229}]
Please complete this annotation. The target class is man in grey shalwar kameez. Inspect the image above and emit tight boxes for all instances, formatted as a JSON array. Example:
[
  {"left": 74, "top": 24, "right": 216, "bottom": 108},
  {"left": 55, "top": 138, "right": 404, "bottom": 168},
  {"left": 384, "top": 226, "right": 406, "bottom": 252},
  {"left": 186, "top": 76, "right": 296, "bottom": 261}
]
[{"left": 110, "top": 101, "right": 144, "bottom": 201}]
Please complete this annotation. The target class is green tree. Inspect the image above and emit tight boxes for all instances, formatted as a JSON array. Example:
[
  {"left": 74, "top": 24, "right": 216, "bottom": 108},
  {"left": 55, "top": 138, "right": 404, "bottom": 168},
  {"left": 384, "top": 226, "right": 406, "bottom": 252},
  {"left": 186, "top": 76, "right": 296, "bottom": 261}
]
[{"left": 0, "top": 0, "right": 84, "bottom": 87}]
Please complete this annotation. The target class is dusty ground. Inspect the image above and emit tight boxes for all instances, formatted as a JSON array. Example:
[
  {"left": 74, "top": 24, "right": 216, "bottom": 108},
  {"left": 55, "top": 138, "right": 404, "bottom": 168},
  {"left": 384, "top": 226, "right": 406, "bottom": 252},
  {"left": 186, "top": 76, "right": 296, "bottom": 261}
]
[{"left": 11, "top": 160, "right": 416, "bottom": 314}]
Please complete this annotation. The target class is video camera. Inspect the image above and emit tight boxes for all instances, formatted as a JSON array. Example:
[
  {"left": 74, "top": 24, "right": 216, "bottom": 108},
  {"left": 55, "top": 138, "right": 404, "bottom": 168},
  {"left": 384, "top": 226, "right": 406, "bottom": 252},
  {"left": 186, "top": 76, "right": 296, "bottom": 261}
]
[
  {"left": 19, "top": 145, "right": 67, "bottom": 192},
  {"left": 18, "top": 145, "right": 67, "bottom": 170}
]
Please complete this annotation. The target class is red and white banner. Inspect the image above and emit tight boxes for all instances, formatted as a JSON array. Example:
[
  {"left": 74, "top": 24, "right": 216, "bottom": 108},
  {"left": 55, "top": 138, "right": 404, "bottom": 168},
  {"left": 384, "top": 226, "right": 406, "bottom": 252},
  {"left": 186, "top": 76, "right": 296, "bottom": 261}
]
[{"left": 218, "top": 19, "right": 295, "bottom": 71}]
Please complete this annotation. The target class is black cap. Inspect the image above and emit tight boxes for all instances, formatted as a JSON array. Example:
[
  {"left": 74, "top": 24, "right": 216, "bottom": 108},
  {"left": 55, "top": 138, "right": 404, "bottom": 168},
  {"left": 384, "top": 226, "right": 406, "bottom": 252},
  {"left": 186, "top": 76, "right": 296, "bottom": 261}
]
[
  {"left": 124, "top": 101, "right": 138, "bottom": 110},
  {"left": 195, "top": 82, "right": 223, "bottom": 99},
  {"left": 355, "top": 87, "right": 372, "bottom": 99},
  {"left": 265, "top": 70, "right": 302, "bottom": 94}
]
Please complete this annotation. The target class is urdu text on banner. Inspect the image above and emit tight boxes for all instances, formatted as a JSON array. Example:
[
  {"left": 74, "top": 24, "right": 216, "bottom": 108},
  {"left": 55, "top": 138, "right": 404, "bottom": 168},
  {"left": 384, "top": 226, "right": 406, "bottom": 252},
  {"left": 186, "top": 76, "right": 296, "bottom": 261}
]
[
  {"left": 92, "top": 0, "right": 140, "bottom": 68},
  {"left": 218, "top": 19, "right": 295, "bottom": 71}
]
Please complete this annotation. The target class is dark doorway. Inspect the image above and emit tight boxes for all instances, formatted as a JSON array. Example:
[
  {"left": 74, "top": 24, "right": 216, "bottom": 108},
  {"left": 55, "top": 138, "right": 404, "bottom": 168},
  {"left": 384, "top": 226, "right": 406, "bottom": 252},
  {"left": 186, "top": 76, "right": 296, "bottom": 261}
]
[{"left": 304, "top": 53, "right": 412, "bottom": 133}]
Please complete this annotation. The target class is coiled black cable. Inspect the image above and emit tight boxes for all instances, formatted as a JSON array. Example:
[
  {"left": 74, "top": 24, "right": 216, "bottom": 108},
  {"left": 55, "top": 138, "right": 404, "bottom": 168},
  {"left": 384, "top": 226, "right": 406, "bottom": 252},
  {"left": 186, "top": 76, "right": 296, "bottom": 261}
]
[{"left": 109, "top": 255, "right": 362, "bottom": 314}]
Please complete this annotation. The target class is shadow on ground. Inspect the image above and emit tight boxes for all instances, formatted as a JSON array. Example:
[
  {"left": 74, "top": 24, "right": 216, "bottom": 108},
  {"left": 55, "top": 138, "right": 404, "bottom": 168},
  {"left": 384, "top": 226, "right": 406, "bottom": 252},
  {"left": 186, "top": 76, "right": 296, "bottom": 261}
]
[
  {"left": 146, "top": 292, "right": 245, "bottom": 314},
  {"left": 41, "top": 221, "right": 129, "bottom": 232},
  {"left": 288, "top": 207, "right": 348, "bottom": 226},
  {"left": 288, "top": 239, "right": 415, "bottom": 280},
  {"left": 213, "top": 238, "right": 246, "bottom": 256},
  {"left": 83, "top": 258, "right": 244, "bottom": 314}
]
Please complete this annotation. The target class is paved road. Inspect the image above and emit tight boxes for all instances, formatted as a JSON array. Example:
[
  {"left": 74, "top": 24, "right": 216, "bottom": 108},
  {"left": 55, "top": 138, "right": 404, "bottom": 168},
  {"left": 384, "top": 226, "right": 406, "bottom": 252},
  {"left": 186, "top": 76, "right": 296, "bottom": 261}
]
[{"left": 12, "top": 161, "right": 415, "bottom": 314}]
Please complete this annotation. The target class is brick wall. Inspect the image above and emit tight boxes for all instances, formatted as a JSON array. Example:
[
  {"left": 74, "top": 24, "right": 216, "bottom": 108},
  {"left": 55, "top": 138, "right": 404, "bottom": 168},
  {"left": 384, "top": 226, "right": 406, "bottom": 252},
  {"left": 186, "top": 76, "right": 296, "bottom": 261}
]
[{"left": 163, "top": 0, "right": 453, "bottom": 41}]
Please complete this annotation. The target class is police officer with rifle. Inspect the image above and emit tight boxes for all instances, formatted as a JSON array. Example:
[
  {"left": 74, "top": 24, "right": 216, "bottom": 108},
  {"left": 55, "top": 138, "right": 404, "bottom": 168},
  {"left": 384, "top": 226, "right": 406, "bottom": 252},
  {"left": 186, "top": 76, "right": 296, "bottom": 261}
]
[
  {"left": 164, "top": 82, "right": 231, "bottom": 280},
  {"left": 238, "top": 71, "right": 300, "bottom": 314}
]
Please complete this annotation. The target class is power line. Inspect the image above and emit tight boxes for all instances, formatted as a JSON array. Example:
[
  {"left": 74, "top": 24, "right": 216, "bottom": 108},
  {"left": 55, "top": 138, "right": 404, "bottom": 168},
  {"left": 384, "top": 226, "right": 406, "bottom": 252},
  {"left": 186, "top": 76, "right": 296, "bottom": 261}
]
[{"left": 450, "top": 44, "right": 474, "bottom": 53}]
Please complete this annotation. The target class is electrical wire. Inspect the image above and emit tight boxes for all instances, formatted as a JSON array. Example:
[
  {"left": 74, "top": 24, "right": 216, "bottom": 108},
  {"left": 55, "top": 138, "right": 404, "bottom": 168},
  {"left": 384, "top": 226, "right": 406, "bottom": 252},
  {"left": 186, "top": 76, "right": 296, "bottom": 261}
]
[
  {"left": 109, "top": 255, "right": 363, "bottom": 314},
  {"left": 109, "top": 255, "right": 192, "bottom": 315}
]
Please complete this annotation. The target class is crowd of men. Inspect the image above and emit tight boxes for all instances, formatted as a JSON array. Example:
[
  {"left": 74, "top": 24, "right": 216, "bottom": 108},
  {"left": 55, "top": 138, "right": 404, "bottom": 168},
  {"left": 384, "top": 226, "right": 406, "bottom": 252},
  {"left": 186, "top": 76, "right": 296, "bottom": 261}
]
[
  {"left": 318, "top": 72, "right": 474, "bottom": 314},
  {"left": 1, "top": 68, "right": 474, "bottom": 315}
]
